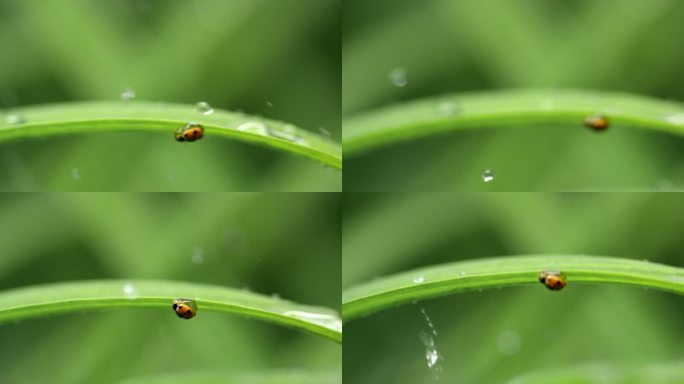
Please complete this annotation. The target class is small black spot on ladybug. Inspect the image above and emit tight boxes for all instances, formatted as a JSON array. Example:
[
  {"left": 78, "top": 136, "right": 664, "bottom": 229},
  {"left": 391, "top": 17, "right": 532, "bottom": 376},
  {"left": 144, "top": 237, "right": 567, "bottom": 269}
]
[
  {"left": 186, "top": 310, "right": 192, "bottom": 315},
  {"left": 172, "top": 303, "right": 177, "bottom": 310}
]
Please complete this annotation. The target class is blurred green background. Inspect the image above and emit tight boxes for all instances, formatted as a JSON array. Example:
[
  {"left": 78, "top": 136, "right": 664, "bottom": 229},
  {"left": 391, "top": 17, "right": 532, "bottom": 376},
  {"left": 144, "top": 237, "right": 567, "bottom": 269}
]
[
  {"left": 0, "top": 193, "right": 340, "bottom": 383},
  {"left": 0, "top": 0, "right": 340, "bottom": 191},
  {"left": 343, "top": 0, "right": 684, "bottom": 191},
  {"left": 343, "top": 193, "right": 684, "bottom": 383}
]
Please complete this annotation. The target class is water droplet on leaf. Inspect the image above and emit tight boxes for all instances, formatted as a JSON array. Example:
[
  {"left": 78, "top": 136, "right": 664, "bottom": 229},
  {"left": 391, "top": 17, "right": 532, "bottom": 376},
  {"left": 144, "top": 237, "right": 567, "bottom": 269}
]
[
  {"left": 482, "top": 169, "right": 494, "bottom": 183},
  {"left": 413, "top": 275, "right": 425, "bottom": 283},
  {"left": 195, "top": 101, "right": 214, "bottom": 115},
  {"left": 121, "top": 88, "right": 135, "bottom": 101},
  {"left": 389, "top": 67, "right": 408, "bottom": 87},
  {"left": 5, "top": 114, "right": 25, "bottom": 125},
  {"left": 123, "top": 282, "right": 139, "bottom": 299}
]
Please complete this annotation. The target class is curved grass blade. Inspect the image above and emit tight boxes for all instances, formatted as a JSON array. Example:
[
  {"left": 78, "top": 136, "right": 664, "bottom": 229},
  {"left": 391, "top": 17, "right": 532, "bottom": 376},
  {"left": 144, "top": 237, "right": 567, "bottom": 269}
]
[
  {"left": 343, "top": 255, "right": 684, "bottom": 321},
  {"left": 119, "top": 371, "right": 340, "bottom": 384},
  {"left": 0, "top": 280, "right": 341, "bottom": 343},
  {"left": 344, "top": 89, "right": 684, "bottom": 155},
  {"left": 0, "top": 101, "right": 341, "bottom": 169},
  {"left": 506, "top": 361, "right": 684, "bottom": 384}
]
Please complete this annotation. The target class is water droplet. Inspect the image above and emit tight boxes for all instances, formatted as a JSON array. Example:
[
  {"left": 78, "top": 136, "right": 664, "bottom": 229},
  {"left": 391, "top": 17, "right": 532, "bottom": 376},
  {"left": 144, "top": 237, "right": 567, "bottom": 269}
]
[
  {"left": 389, "top": 67, "right": 408, "bottom": 87},
  {"left": 459, "top": 271, "right": 467, "bottom": 277},
  {"left": 237, "top": 121, "right": 269, "bottom": 135},
  {"left": 191, "top": 246, "right": 204, "bottom": 265},
  {"left": 418, "top": 331, "right": 443, "bottom": 378},
  {"left": 318, "top": 127, "right": 331, "bottom": 137},
  {"left": 482, "top": 169, "right": 494, "bottom": 183},
  {"left": 269, "top": 128, "right": 304, "bottom": 144},
  {"left": 413, "top": 275, "right": 425, "bottom": 284},
  {"left": 5, "top": 114, "right": 25, "bottom": 125},
  {"left": 120, "top": 88, "right": 135, "bottom": 101},
  {"left": 123, "top": 282, "right": 139, "bottom": 299},
  {"left": 497, "top": 330, "right": 522, "bottom": 356},
  {"left": 438, "top": 102, "right": 459, "bottom": 116},
  {"left": 420, "top": 307, "right": 438, "bottom": 336},
  {"left": 666, "top": 112, "right": 684, "bottom": 125},
  {"left": 265, "top": 101, "right": 273, "bottom": 107},
  {"left": 71, "top": 168, "right": 82, "bottom": 181},
  {"left": 283, "top": 311, "right": 342, "bottom": 333},
  {"left": 195, "top": 101, "right": 214, "bottom": 115}
]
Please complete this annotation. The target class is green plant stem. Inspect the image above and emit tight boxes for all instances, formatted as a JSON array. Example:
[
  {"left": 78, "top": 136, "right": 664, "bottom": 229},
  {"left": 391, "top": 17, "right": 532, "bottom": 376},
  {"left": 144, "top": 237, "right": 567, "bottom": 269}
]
[
  {"left": 0, "top": 280, "right": 342, "bottom": 343},
  {"left": 343, "top": 89, "right": 684, "bottom": 155},
  {"left": 342, "top": 255, "right": 684, "bottom": 321},
  {"left": 0, "top": 101, "right": 341, "bottom": 169}
]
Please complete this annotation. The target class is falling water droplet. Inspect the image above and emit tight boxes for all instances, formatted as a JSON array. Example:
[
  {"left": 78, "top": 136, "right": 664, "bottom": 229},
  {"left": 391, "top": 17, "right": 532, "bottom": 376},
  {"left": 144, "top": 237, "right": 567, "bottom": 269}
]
[
  {"left": 191, "top": 246, "right": 204, "bottom": 265},
  {"left": 497, "top": 330, "right": 522, "bottom": 356},
  {"left": 5, "top": 114, "right": 25, "bottom": 125},
  {"left": 237, "top": 121, "right": 269, "bottom": 135},
  {"left": 71, "top": 168, "right": 82, "bottom": 181},
  {"left": 420, "top": 307, "right": 437, "bottom": 336},
  {"left": 482, "top": 169, "right": 494, "bottom": 183},
  {"left": 195, "top": 101, "right": 214, "bottom": 115},
  {"left": 389, "top": 67, "right": 408, "bottom": 87},
  {"left": 413, "top": 275, "right": 425, "bottom": 284},
  {"left": 123, "top": 282, "right": 139, "bottom": 299},
  {"left": 120, "top": 88, "right": 136, "bottom": 101},
  {"left": 265, "top": 101, "right": 273, "bottom": 107},
  {"left": 418, "top": 331, "right": 443, "bottom": 378}
]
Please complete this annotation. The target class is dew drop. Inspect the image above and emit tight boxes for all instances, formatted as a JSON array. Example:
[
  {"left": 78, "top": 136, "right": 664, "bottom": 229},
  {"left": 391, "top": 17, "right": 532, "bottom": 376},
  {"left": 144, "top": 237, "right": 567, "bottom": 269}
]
[
  {"left": 482, "top": 169, "right": 494, "bottom": 183},
  {"left": 283, "top": 310, "right": 342, "bottom": 333},
  {"left": 71, "top": 168, "right": 82, "bottom": 181},
  {"left": 191, "top": 246, "right": 204, "bottom": 265},
  {"left": 497, "top": 330, "right": 522, "bottom": 356},
  {"left": 120, "top": 88, "right": 135, "bottom": 101},
  {"left": 438, "top": 102, "right": 459, "bottom": 116},
  {"left": 666, "top": 112, "right": 684, "bottom": 126},
  {"left": 269, "top": 128, "right": 304, "bottom": 144},
  {"left": 389, "top": 67, "right": 408, "bottom": 87},
  {"left": 5, "top": 114, "right": 25, "bottom": 125},
  {"left": 413, "top": 275, "right": 425, "bottom": 284},
  {"left": 123, "top": 282, "right": 139, "bottom": 299},
  {"left": 195, "top": 101, "right": 214, "bottom": 115},
  {"left": 237, "top": 121, "right": 269, "bottom": 135}
]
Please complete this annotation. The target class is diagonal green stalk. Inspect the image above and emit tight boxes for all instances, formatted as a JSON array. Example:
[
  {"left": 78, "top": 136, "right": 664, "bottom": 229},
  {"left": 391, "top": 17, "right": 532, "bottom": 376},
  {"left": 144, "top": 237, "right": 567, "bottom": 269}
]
[
  {"left": 342, "top": 255, "right": 684, "bottom": 321},
  {"left": 343, "top": 89, "right": 684, "bottom": 155},
  {"left": 0, "top": 280, "right": 341, "bottom": 343},
  {"left": 0, "top": 101, "right": 341, "bottom": 169}
]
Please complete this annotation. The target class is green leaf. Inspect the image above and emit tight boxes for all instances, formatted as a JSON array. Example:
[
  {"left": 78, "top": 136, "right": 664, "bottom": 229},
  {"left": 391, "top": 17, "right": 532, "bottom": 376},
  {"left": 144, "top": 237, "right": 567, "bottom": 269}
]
[
  {"left": 0, "top": 280, "right": 341, "bottom": 343},
  {"left": 119, "top": 371, "right": 340, "bottom": 384},
  {"left": 0, "top": 101, "right": 341, "bottom": 169},
  {"left": 506, "top": 361, "right": 684, "bottom": 384},
  {"left": 343, "top": 89, "right": 684, "bottom": 155},
  {"left": 342, "top": 255, "right": 684, "bottom": 321}
]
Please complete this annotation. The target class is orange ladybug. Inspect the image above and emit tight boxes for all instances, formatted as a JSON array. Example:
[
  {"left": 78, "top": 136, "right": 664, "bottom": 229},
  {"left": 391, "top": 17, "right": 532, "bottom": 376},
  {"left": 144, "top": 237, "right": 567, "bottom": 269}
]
[
  {"left": 175, "top": 123, "right": 204, "bottom": 142},
  {"left": 538, "top": 270, "right": 566, "bottom": 291},
  {"left": 172, "top": 298, "right": 198, "bottom": 319},
  {"left": 583, "top": 115, "right": 609, "bottom": 131}
]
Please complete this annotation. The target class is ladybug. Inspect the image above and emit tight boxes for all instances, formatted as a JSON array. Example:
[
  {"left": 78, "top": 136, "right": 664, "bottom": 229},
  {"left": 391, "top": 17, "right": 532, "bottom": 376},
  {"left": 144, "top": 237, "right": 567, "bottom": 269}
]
[
  {"left": 175, "top": 123, "right": 204, "bottom": 142},
  {"left": 172, "top": 298, "right": 198, "bottom": 319},
  {"left": 583, "top": 115, "right": 609, "bottom": 131},
  {"left": 538, "top": 270, "right": 566, "bottom": 291}
]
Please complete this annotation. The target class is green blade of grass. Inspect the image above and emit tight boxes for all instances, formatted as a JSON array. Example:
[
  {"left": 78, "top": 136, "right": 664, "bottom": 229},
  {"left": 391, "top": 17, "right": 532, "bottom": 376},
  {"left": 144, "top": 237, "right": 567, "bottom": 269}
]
[
  {"left": 0, "top": 280, "right": 342, "bottom": 343},
  {"left": 506, "top": 361, "right": 684, "bottom": 384},
  {"left": 343, "top": 89, "right": 684, "bottom": 155},
  {"left": 0, "top": 101, "right": 341, "bottom": 169},
  {"left": 119, "top": 371, "right": 340, "bottom": 384},
  {"left": 342, "top": 255, "right": 684, "bottom": 321}
]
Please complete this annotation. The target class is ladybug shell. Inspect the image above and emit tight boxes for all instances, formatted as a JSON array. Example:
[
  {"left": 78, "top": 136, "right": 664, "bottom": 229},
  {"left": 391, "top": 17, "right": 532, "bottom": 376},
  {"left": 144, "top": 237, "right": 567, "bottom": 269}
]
[
  {"left": 583, "top": 115, "right": 609, "bottom": 131},
  {"left": 172, "top": 298, "right": 198, "bottom": 319},
  {"left": 538, "top": 270, "right": 566, "bottom": 291},
  {"left": 175, "top": 123, "right": 204, "bottom": 142}
]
